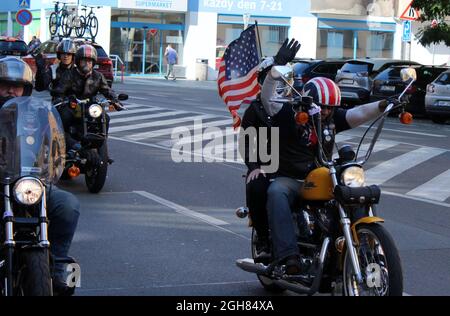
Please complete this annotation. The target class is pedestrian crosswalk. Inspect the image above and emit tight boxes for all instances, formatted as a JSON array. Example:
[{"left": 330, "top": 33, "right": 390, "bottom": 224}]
[{"left": 107, "top": 101, "right": 450, "bottom": 204}]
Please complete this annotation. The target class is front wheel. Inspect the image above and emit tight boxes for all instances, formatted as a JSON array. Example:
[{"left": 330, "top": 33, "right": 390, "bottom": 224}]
[
  {"left": 85, "top": 143, "right": 108, "bottom": 193},
  {"left": 88, "top": 16, "right": 99, "bottom": 39},
  {"left": 20, "top": 249, "right": 53, "bottom": 296},
  {"left": 343, "top": 224, "right": 403, "bottom": 296},
  {"left": 49, "top": 12, "right": 58, "bottom": 36}
]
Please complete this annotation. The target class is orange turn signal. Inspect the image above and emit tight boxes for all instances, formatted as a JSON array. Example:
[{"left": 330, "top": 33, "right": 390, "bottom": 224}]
[
  {"left": 70, "top": 101, "right": 77, "bottom": 109},
  {"left": 295, "top": 112, "right": 309, "bottom": 125},
  {"left": 399, "top": 112, "right": 413, "bottom": 125},
  {"left": 68, "top": 166, "right": 80, "bottom": 178}
]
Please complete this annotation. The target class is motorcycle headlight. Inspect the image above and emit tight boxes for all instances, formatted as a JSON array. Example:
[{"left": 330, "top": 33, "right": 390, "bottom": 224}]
[
  {"left": 341, "top": 166, "right": 365, "bottom": 187},
  {"left": 13, "top": 177, "right": 44, "bottom": 205},
  {"left": 88, "top": 104, "right": 103, "bottom": 118}
]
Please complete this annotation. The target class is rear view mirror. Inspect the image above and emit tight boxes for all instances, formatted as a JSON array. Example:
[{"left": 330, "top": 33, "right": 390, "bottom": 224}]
[
  {"left": 118, "top": 94, "right": 128, "bottom": 101},
  {"left": 271, "top": 65, "right": 293, "bottom": 82},
  {"left": 400, "top": 68, "right": 417, "bottom": 82}
]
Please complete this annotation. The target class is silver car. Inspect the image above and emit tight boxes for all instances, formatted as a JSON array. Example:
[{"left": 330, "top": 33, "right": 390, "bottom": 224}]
[
  {"left": 425, "top": 70, "right": 450, "bottom": 124},
  {"left": 335, "top": 58, "right": 420, "bottom": 106}
]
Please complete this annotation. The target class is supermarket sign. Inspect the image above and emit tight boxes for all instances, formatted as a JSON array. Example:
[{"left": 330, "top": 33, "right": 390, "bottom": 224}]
[{"left": 118, "top": 0, "right": 188, "bottom": 11}]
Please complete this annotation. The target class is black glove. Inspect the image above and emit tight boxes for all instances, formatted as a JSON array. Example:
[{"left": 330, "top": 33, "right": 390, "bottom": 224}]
[
  {"left": 112, "top": 101, "right": 125, "bottom": 112},
  {"left": 34, "top": 53, "right": 45, "bottom": 69},
  {"left": 274, "top": 38, "right": 301, "bottom": 65},
  {"left": 379, "top": 97, "right": 401, "bottom": 112}
]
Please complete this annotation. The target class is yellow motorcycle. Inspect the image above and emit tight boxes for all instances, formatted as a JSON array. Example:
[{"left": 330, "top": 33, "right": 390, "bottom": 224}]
[{"left": 236, "top": 67, "right": 417, "bottom": 296}]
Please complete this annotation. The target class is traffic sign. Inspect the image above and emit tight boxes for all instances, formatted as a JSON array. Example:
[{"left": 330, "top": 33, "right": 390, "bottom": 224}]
[
  {"left": 402, "top": 20, "right": 411, "bottom": 42},
  {"left": 18, "top": 0, "right": 30, "bottom": 9},
  {"left": 16, "top": 9, "right": 33, "bottom": 26},
  {"left": 149, "top": 29, "right": 158, "bottom": 36},
  {"left": 400, "top": 1, "right": 420, "bottom": 21}
]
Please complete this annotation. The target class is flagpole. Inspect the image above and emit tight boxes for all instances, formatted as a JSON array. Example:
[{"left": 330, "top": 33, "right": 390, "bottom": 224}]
[{"left": 255, "top": 20, "right": 263, "bottom": 60}]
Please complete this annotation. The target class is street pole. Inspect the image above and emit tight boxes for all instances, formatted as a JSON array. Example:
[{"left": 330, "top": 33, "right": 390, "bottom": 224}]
[{"left": 243, "top": 13, "right": 250, "bottom": 30}]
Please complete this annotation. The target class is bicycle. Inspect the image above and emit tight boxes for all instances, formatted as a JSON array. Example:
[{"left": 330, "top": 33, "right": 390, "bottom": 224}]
[
  {"left": 74, "top": 5, "right": 100, "bottom": 39},
  {"left": 48, "top": 1, "right": 72, "bottom": 37}
]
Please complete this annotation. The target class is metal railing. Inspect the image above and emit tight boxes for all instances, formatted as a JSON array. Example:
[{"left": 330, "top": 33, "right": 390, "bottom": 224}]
[{"left": 110, "top": 54, "right": 125, "bottom": 83}]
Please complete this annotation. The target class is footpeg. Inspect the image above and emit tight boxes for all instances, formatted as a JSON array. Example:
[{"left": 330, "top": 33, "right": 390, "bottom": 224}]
[{"left": 107, "top": 158, "right": 114, "bottom": 164}]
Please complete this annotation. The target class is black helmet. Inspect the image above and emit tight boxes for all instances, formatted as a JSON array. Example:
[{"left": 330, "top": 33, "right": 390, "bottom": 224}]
[
  {"left": 0, "top": 57, "right": 33, "bottom": 96},
  {"left": 56, "top": 39, "right": 77, "bottom": 59},
  {"left": 75, "top": 44, "right": 97, "bottom": 64}
]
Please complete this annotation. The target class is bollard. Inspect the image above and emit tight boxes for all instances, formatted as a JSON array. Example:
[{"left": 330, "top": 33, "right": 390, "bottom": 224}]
[{"left": 121, "top": 64, "right": 124, "bottom": 83}]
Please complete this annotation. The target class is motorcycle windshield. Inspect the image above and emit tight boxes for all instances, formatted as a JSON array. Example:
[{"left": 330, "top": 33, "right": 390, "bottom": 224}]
[{"left": 0, "top": 97, "right": 66, "bottom": 184}]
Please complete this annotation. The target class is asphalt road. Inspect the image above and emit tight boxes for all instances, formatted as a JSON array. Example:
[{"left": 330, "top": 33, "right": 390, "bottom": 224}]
[{"left": 35, "top": 77, "right": 450, "bottom": 296}]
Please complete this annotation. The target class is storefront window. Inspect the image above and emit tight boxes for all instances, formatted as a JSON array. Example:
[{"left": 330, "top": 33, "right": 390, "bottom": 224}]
[
  {"left": 357, "top": 31, "right": 393, "bottom": 58},
  {"left": 217, "top": 24, "right": 288, "bottom": 58},
  {"left": 317, "top": 28, "right": 393, "bottom": 59},
  {"left": 317, "top": 29, "right": 354, "bottom": 59}
]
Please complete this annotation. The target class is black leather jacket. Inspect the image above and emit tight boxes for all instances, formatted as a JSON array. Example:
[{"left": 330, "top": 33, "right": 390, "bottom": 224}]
[
  {"left": 35, "top": 62, "right": 73, "bottom": 93},
  {"left": 51, "top": 67, "right": 118, "bottom": 103}
]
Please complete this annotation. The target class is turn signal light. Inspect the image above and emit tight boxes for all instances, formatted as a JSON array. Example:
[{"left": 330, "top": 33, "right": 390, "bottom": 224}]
[
  {"left": 295, "top": 112, "right": 309, "bottom": 125},
  {"left": 399, "top": 112, "right": 413, "bottom": 125},
  {"left": 70, "top": 101, "right": 77, "bottom": 109},
  {"left": 68, "top": 166, "right": 80, "bottom": 178}
]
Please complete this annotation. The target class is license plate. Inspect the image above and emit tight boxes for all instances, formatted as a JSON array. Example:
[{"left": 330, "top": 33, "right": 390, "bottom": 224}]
[
  {"left": 438, "top": 101, "right": 449, "bottom": 106},
  {"left": 341, "top": 79, "right": 354, "bottom": 85},
  {"left": 380, "top": 86, "right": 396, "bottom": 92}
]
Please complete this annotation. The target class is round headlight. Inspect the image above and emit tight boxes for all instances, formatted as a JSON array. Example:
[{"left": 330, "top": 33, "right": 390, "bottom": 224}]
[
  {"left": 13, "top": 177, "right": 44, "bottom": 205},
  {"left": 88, "top": 104, "right": 103, "bottom": 118},
  {"left": 341, "top": 166, "right": 365, "bottom": 187}
]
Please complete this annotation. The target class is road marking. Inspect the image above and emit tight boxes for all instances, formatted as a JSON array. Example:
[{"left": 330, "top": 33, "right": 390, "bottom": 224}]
[
  {"left": 158, "top": 127, "right": 238, "bottom": 147},
  {"left": 133, "top": 191, "right": 229, "bottom": 226},
  {"left": 383, "top": 191, "right": 450, "bottom": 208},
  {"left": 365, "top": 147, "right": 446, "bottom": 185},
  {"left": 360, "top": 125, "right": 446, "bottom": 138},
  {"left": 406, "top": 169, "right": 450, "bottom": 202},
  {"left": 110, "top": 110, "right": 188, "bottom": 124},
  {"left": 129, "top": 96, "right": 149, "bottom": 101},
  {"left": 109, "top": 107, "right": 163, "bottom": 117},
  {"left": 109, "top": 114, "right": 216, "bottom": 133},
  {"left": 127, "top": 119, "right": 232, "bottom": 141}
]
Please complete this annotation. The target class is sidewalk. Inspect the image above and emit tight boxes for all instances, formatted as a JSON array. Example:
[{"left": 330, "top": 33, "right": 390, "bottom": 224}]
[{"left": 114, "top": 76, "right": 218, "bottom": 91}]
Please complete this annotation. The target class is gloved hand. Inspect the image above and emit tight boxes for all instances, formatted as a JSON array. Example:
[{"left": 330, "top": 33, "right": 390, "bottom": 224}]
[
  {"left": 273, "top": 38, "right": 301, "bottom": 65},
  {"left": 379, "top": 97, "right": 401, "bottom": 112},
  {"left": 34, "top": 53, "right": 45, "bottom": 69},
  {"left": 112, "top": 101, "right": 125, "bottom": 112}
]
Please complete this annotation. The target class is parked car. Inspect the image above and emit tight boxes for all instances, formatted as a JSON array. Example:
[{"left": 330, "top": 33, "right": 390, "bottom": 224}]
[
  {"left": 23, "top": 38, "right": 114, "bottom": 87},
  {"left": 425, "top": 70, "right": 450, "bottom": 123},
  {"left": 0, "top": 36, "right": 29, "bottom": 58},
  {"left": 216, "top": 45, "right": 226, "bottom": 70},
  {"left": 371, "top": 65, "right": 449, "bottom": 115},
  {"left": 335, "top": 58, "right": 421, "bottom": 106},
  {"left": 292, "top": 58, "right": 346, "bottom": 91}
]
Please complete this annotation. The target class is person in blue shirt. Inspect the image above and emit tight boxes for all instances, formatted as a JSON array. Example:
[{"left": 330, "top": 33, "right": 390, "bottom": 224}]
[{"left": 164, "top": 44, "right": 178, "bottom": 81}]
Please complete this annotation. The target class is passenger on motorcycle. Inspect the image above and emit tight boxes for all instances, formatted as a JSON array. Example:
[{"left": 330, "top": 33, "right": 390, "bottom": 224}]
[
  {"left": 0, "top": 57, "right": 80, "bottom": 294},
  {"left": 244, "top": 39, "right": 392, "bottom": 275},
  {"left": 51, "top": 44, "right": 123, "bottom": 162},
  {"left": 34, "top": 38, "right": 77, "bottom": 95}
]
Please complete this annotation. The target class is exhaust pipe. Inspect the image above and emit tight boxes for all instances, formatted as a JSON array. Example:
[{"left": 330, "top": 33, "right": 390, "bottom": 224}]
[{"left": 236, "top": 258, "right": 268, "bottom": 275}]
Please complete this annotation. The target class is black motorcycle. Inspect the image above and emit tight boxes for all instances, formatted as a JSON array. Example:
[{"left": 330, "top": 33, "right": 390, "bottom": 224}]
[
  {"left": 0, "top": 97, "right": 78, "bottom": 296},
  {"left": 55, "top": 93, "right": 128, "bottom": 193}
]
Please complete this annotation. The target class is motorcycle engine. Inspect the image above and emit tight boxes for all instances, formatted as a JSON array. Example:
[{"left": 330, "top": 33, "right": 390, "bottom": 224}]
[{"left": 293, "top": 208, "right": 315, "bottom": 240}]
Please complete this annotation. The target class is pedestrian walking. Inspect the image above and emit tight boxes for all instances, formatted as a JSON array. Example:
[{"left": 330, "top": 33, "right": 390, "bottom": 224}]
[{"left": 164, "top": 44, "right": 178, "bottom": 81}]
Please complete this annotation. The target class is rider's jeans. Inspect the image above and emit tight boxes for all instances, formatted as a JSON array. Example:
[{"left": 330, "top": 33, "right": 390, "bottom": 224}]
[
  {"left": 47, "top": 186, "right": 80, "bottom": 275},
  {"left": 266, "top": 177, "right": 302, "bottom": 261}
]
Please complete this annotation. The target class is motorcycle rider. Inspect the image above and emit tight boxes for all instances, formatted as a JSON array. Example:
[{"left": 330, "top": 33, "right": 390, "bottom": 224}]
[
  {"left": 0, "top": 57, "right": 80, "bottom": 294},
  {"left": 245, "top": 39, "right": 392, "bottom": 275},
  {"left": 34, "top": 38, "right": 77, "bottom": 95},
  {"left": 51, "top": 44, "right": 124, "bottom": 163}
]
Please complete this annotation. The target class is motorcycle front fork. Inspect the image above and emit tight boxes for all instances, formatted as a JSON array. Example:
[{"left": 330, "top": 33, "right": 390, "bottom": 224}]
[{"left": 339, "top": 204, "right": 363, "bottom": 284}]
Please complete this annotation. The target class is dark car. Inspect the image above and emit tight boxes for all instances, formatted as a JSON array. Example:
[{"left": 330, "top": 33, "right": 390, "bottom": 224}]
[
  {"left": 0, "top": 37, "right": 29, "bottom": 58},
  {"left": 23, "top": 38, "right": 114, "bottom": 87},
  {"left": 292, "top": 59, "right": 346, "bottom": 91},
  {"left": 371, "top": 65, "right": 449, "bottom": 115},
  {"left": 335, "top": 58, "right": 421, "bottom": 106}
]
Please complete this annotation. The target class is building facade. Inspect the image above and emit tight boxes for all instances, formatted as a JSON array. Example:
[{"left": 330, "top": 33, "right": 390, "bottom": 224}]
[{"left": 1, "top": 0, "right": 449, "bottom": 80}]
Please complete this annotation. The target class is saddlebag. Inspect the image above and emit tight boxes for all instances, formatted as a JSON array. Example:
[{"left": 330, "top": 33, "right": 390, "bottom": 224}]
[{"left": 334, "top": 185, "right": 381, "bottom": 205}]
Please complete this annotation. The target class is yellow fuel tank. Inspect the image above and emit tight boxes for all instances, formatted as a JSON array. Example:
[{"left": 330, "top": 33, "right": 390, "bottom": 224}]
[{"left": 300, "top": 167, "right": 334, "bottom": 201}]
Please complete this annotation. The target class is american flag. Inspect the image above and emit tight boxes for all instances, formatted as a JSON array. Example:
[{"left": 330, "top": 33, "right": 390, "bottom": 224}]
[{"left": 218, "top": 25, "right": 260, "bottom": 115}]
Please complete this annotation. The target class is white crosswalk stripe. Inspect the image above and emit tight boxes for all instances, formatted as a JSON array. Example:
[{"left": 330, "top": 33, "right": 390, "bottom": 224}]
[
  {"left": 365, "top": 147, "right": 446, "bottom": 186},
  {"left": 111, "top": 110, "right": 188, "bottom": 124},
  {"left": 406, "top": 169, "right": 450, "bottom": 202}
]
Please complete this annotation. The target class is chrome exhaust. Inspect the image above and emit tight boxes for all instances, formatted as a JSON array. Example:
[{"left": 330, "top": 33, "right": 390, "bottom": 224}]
[{"left": 235, "top": 258, "right": 268, "bottom": 275}]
